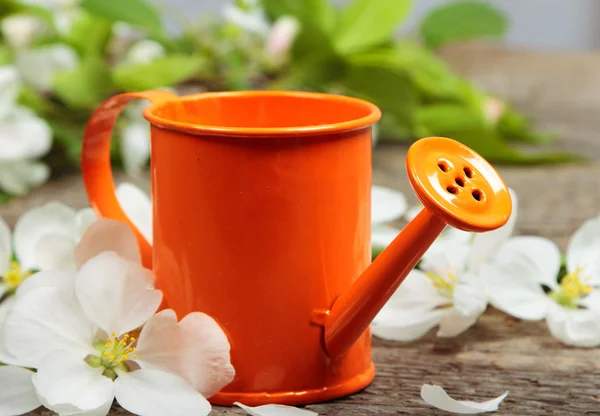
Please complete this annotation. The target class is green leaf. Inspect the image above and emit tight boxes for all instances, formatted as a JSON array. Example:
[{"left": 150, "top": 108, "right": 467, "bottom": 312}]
[
  {"left": 334, "top": 0, "right": 413, "bottom": 54},
  {"left": 113, "top": 54, "right": 206, "bottom": 91},
  {"left": 18, "top": 84, "right": 50, "bottom": 114},
  {"left": 416, "top": 104, "right": 488, "bottom": 135},
  {"left": 420, "top": 0, "right": 507, "bottom": 49},
  {"left": 80, "top": 0, "right": 164, "bottom": 38},
  {"left": 499, "top": 105, "right": 556, "bottom": 144},
  {"left": 52, "top": 56, "right": 113, "bottom": 109},
  {"left": 261, "top": 0, "right": 336, "bottom": 34},
  {"left": 348, "top": 45, "right": 465, "bottom": 101},
  {"left": 0, "top": 45, "right": 12, "bottom": 66},
  {"left": 341, "top": 64, "right": 418, "bottom": 129},
  {"left": 61, "top": 11, "right": 113, "bottom": 57},
  {"left": 431, "top": 129, "right": 583, "bottom": 164}
]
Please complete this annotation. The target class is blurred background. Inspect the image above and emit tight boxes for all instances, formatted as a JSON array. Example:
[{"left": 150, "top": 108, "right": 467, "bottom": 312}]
[
  {"left": 153, "top": 0, "right": 600, "bottom": 51},
  {"left": 0, "top": 0, "right": 597, "bottom": 203}
]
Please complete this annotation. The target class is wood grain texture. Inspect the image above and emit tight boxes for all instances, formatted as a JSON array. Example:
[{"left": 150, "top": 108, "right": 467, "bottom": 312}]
[{"left": 7, "top": 43, "right": 600, "bottom": 415}]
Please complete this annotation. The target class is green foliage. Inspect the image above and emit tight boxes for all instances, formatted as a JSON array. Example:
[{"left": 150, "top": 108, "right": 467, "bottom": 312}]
[
  {"left": 420, "top": 0, "right": 507, "bottom": 49},
  {"left": 0, "top": 0, "right": 583, "bottom": 203},
  {"left": 334, "top": 0, "right": 413, "bottom": 54},
  {"left": 113, "top": 55, "right": 207, "bottom": 91},
  {"left": 80, "top": 0, "right": 165, "bottom": 39},
  {"left": 61, "top": 11, "right": 113, "bottom": 57},
  {"left": 52, "top": 56, "right": 113, "bottom": 109}
]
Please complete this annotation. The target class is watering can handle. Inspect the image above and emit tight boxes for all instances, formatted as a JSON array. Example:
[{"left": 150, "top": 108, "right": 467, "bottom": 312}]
[{"left": 81, "top": 90, "right": 178, "bottom": 270}]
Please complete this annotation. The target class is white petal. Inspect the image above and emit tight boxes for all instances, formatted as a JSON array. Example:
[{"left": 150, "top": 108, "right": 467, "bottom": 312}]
[
  {"left": 222, "top": 3, "right": 270, "bottom": 36},
  {"left": 578, "top": 290, "right": 600, "bottom": 311},
  {"left": 15, "top": 44, "right": 79, "bottom": 91},
  {"left": 16, "top": 269, "right": 76, "bottom": 298},
  {"left": 76, "top": 252, "right": 161, "bottom": 335},
  {"left": 13, "top": 201, "right": 78, "bottom": 271},
  {"left": 437, "top": 309, "right": 479, "bottom": 338},
  {"left": 0, "top": 215, "right": 11, "bottom": 274},
  {"left": 487, "top": 235, "right": 561, "bottom": 290},
  {"left": 122, "top": 39, "right": 166, "bottom": 65},
  {"left": 114, "top": 369, "right": 211, "bottom": 416},
  {"left": 135, "top": 310, "right": 235, "bottom": 398},
  {"left": 371, "top": 225, "right": 400, "bottom": 249},
  {"left": 33, "top": 350, "right": 114, "bottom": 415},
  {"left": 2, "top": 286, "right": 95, "bottom": 368},
  {"left": 0, "top": 297, "right": 19, "bottom": 366},
  {"left": 371, "top": 308, "right": 445, "bottom": 341},
  {"left": 75, "top": 208, "right": 98, "bottom": 237},
  {"left": 371, "top": 186, "right": 407, "bottom": 225},
  {"left": 74, "top": 219, "right": 141, "bottom": 269},
  {"left": 467, "top": 188, "right": 518, "bottom": 272},
  {"left": 34, "top": 234, "right": 77, "bottom": 271},
  {"left": 421, "top": 242, "right": 471, "bottom": 279},
  {"left": 486, "top": 262, "right": 553, "bottom": 321},
  {"left": 421, "top": 384, "right": 508, "bottom": 414},
  {"left": 121, "top": 122, "right": 151, "bottom": 177},
  {"left": 437, "top": 280, "right": 487, "bottom": 338},
  {"left": 546, "top": 303, "right": 600, "bottom": 347},
  {"left": 0, "top": 160, "right": 49, "bottom": 195},
  {"left": 566, "top": 217, "right": 600, "bottom": 285},
  {"left": 116, "top": 182, "right": 152, "bottom": 244},
  {"left": 0, "top": 366, "right": 41, "bottom": 415},
  {"left": 235, "top": 402, "right": 318, "bottom": 416},
  {"left": 0, "top": 66, "right": 20, "bottom": 119},
  {"left": 374, "top": 269, "right": 449, "bottom": 311},
  {"left": 1, "top": 15, "right": 40, "bottom": 50},
  {"left": 0, "top": 107, "right": 52, "bottom": 160}
]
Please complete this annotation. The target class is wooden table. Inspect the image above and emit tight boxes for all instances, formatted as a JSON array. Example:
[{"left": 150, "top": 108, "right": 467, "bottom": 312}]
[{"left": 7, "top": 43, "right": 600, "bottom": 415}]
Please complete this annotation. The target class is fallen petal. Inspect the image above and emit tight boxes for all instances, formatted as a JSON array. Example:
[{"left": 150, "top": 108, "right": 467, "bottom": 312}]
[
  {"left": 235, "top": 402, "right": 318, "bottom": 416},
  {"left": 421, "top": 384, "right": 508, "bottom": 414}
]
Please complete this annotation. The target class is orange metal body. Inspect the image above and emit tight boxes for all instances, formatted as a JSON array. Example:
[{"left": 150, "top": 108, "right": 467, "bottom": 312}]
[{"left": 81, "top": 90, "right": 512, "bottom": 406}]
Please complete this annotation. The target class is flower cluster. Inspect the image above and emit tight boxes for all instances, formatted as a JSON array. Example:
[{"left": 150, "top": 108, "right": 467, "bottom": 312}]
[{"left": 372, "top": 189, "right": 600, "bottom": 349}]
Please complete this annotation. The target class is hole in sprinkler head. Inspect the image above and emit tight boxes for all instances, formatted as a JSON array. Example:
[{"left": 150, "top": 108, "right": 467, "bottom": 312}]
[
  {"left": 464, "top": 167, "right": 473, "bottom": 178},
  {"left": 446, "top": 185, "right": 458, "bottom": 194},
  {"left": 472, "top": 189, "right": 483, "bottom": 201},
  {"left": 455, "top": 177, "right": 464, "bottom": 187},
  {"left": 438, "top": 161, "right": 449, "bottom": 172}
]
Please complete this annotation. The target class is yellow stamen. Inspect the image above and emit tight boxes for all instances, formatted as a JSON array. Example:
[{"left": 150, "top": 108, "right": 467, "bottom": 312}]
[
  {"left": 3, "top": 261, "right": 32, "bottom": 290},
  {"left": 425, "top": 271, "right": 457, "bottom": 297}
]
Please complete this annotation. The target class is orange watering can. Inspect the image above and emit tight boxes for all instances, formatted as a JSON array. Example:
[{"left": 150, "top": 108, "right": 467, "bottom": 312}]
[{"left": 81, "top": 90, "right": 512, "bottom": 406}]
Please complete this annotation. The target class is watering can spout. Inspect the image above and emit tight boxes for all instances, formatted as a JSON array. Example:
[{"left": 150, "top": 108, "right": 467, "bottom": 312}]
[{"left": 322, "top": 137, "right": 512, "bottom": 358}]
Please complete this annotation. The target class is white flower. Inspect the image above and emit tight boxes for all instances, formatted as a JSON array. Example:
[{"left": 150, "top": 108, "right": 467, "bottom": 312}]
[
  {"left": 421, "top": 384, "right": 508, "bottom": 414},
  {"left": 14, "top": 43, "right": 79, "bottom": 92},
  {"left": 0, "top": 65, "right": 52, "bottom": 195},
  {"left": 19, "top": 0, "right": 79, "bottom": 34},
  {"left": 486, "top": 217, "right": 600, "bottom": 347},
  {"left": 223, "top": 0, "right": 270, "bottom": 36},
  {"left": 0, "top": 365, "right": 41, "bottom": 415},
  {"left": 0, "top": 15, "right": 42, "bottom": 50},
  {"left": 121, "top": 39, "right": 166, "bottom": 65},
  {"left": 371, "top": 186, "right": 407, "bottom": 251},
  {"left": 2, "top": 218, "right": 235, "bottom": 416},
  {"left": 371, "top": 190, "right": 518, "bottom": 340},
  {"left": 264, "top": 16, "right": 299, "bottom": 68},
  {"left": 236, "top": 402, "right": 318, "bottom": 415}
]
